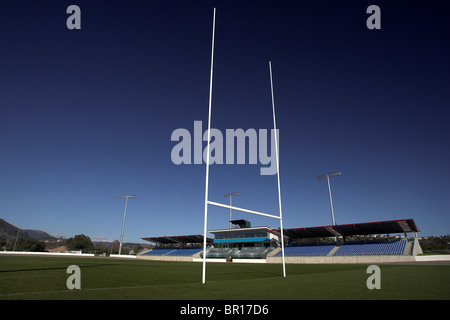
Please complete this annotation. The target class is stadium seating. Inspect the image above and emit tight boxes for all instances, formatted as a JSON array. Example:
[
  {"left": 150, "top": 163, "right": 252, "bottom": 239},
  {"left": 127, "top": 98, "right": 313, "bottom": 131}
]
[
  {"left": 144, "top": 240, "right": 408, "bottom": 258},
  {"left": 166, "top": 248, "right": 203, "bottom": 256},
  {"left": 334, "top": 240, "right": 406, "bottom": 256},
  {"left": 275, "top": 245, "right": 335, "bottom": 256},
  {"left": 274, "top": 240, "right": 407, "bottom": 257},
  {"left": 230, "top": 247, "right": 273, "bottom": 259},
  {"left": 142, "top": 248, "right": 203, "bottom": 256},
  {"left": 201, "top": 247, "right": 275, "bottom": 259},
  {"left": 200, "top": 248, "right": 232, "bottom": 258},
  {"left": 142, "top": 248, "right": 175, "bottom": 256}
]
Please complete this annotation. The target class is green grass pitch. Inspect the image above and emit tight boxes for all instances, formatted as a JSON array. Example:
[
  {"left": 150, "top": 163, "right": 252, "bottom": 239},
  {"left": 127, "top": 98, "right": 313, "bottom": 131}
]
[{"left": 1, "top": 255, "right": 449, "bottom": 300}]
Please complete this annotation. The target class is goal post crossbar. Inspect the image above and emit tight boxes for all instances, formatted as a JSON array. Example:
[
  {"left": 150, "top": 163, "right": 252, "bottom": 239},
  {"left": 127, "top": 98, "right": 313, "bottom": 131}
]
[{"left": 207, "top": 201, "right": 281, "bottom": 220}]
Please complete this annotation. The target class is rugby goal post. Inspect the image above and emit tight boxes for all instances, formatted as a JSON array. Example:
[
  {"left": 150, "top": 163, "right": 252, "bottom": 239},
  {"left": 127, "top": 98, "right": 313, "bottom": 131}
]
[{"left": 202, "top": 8, "right": 286, "bottom": 284}]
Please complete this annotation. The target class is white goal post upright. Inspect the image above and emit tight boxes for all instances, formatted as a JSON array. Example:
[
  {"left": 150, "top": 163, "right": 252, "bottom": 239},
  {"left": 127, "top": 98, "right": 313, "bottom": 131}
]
[
  {"left": 202, "top": 9, "right": 286, "bottom": 284},
  {"left": 269, "top": 60, "right": 286, "bottom": 278},
  {"left": 202, "top": 7, "right": 216, "bottom": 285}
]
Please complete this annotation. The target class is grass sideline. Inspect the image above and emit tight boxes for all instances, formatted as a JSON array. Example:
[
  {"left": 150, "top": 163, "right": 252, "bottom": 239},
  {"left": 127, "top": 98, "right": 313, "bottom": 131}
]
[{"left": 0, "top": 255, "right": 449, "bottom": 300}]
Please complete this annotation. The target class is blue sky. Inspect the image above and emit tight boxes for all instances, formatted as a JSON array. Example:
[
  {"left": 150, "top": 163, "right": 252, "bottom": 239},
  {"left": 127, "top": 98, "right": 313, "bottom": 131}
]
[{"left": 0, "top": 0, "right": 449, "bottom": 243}]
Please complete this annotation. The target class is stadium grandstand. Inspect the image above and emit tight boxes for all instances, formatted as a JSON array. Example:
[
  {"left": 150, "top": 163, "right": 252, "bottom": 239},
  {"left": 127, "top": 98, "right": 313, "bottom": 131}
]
[
  {"left": 139, "top": 234, "right": 212, "bottom": 261},
  {"left": 138, "top": 218, "right": 422, "bottom": 264}
]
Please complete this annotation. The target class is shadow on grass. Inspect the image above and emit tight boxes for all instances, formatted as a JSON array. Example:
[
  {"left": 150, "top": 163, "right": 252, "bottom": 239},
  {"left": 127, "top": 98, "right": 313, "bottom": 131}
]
[{"left": 0, "top": 262, "right": 168, "bottom": 274}]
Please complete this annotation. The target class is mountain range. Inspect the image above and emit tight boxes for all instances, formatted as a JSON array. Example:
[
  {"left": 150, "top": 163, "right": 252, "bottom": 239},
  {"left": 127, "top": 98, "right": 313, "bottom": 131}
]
[{"left": 0, "top": 218, "right": 56, "bottom": 241}]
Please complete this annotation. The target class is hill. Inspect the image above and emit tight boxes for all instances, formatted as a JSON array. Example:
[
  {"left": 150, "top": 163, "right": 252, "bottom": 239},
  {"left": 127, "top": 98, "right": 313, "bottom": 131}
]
[
  {"left": 22, "top": 229, "right": 56, "bottom": 241},
  {"left": 0, "top": 218, "right": 55, "bottom": 241}
]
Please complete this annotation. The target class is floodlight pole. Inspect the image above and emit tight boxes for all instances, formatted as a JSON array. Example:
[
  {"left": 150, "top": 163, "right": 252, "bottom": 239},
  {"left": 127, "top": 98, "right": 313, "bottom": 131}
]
[
  {"left": 119, "top": 194, "right": 137, "bottom": 255},
  {"left": 326, "top": 176, "right": 336, "bottom": 226},
  {"left": 224, "top": 192, "right": 240, "bottom": 228},
  {"left": 317, "top": 171, "right": 341, "bottom": 226},
  {"left": 13, "top": 227, "right": 20, "bottom": 251}
]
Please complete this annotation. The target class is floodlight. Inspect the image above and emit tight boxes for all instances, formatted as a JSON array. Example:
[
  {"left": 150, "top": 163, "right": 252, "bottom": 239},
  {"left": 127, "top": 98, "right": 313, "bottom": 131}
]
[
  {"left": 224, "top": 192, "right": 240, "bottom": 197},
  {"left": 119, "top": 194, "right": 137, "bottom": 199},
  {"left": 317, "top": 171, "right": 341, "bottom": 180}
]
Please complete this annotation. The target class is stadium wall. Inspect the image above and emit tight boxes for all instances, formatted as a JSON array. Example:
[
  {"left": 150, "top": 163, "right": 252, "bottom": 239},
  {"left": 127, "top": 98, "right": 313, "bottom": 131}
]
[
  {"left": 415, "top": 255, "right": 450, "bottom": 262},
  {"left": 0, "top": 251, "right": 95, "bottom": 257},
  {"left": 137, "top": 255, "right": 194, "bottom": 262},
  {"left": 110, "top": 254, "right": 136, "bottom": 259},
  {"left": 266, "top": 255, "right": 416, "bottom": 264},
  {"left": 136, "top": 253, "right": 417, "bottom": 264}
]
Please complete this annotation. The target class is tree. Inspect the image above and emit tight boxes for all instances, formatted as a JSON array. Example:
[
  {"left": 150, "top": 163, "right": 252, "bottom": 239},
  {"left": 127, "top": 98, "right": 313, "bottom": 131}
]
[
  {"left": 66, "top": 234, "right": 94, "bottom": 252},
  {"left": 419, "top": 235, "right": 450, "bottom": 254},
  {"left": 5, "top": 237, "right": 45, "bottom": 252},
  {"left": 93, "top": 242, "right": 108, "bottom": 255},
  {"left": 110, "top": 240, "right": 120, "bottom": 254},
  {"left": 0, "top": 236, "right": 7, "bottom": 249}
]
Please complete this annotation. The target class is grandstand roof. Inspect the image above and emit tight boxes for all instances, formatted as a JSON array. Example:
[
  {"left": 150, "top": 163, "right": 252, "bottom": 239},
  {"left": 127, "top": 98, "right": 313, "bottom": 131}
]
[
  {"left": 142, "top": 234, "right": 212, "bottom": 245},
  {"left": 280, "top": 219, "right": 419, "bottom": 239}
]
